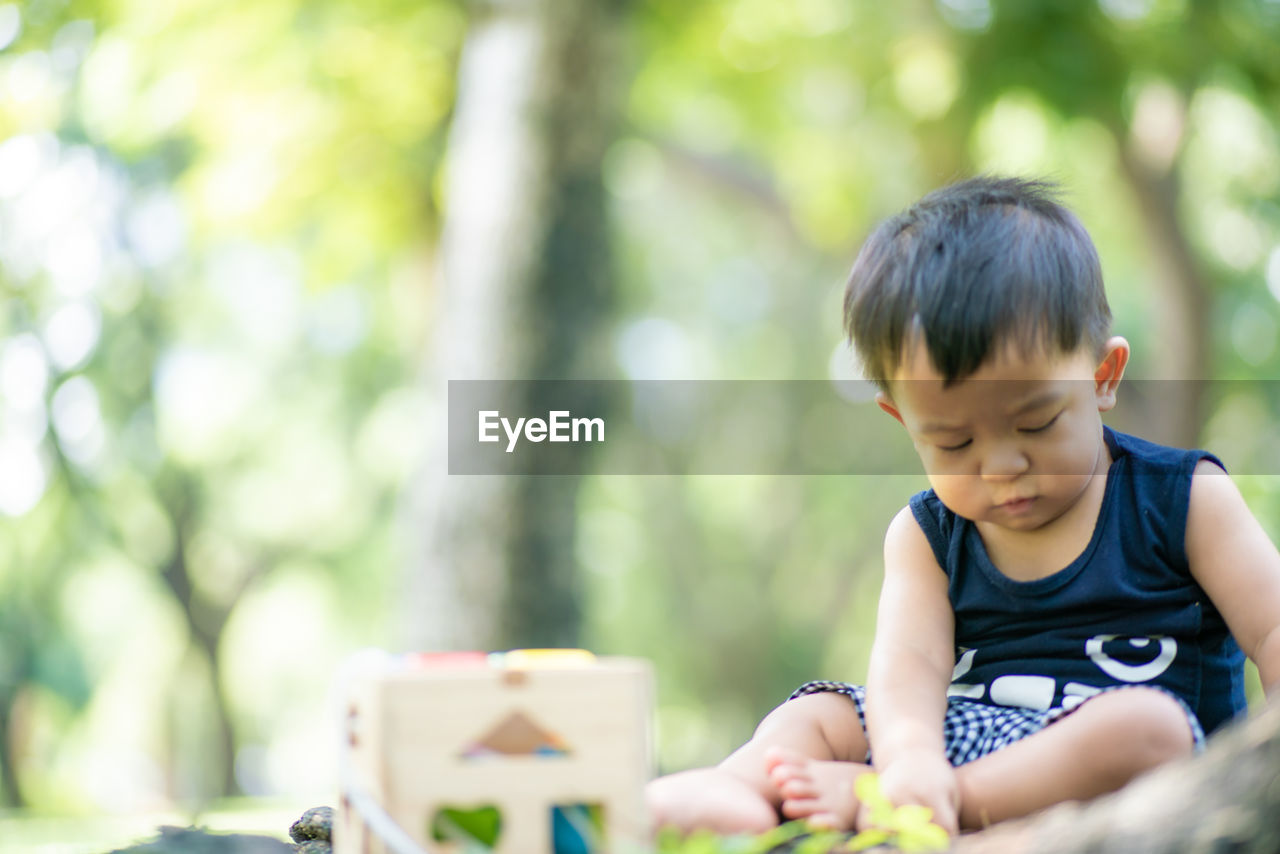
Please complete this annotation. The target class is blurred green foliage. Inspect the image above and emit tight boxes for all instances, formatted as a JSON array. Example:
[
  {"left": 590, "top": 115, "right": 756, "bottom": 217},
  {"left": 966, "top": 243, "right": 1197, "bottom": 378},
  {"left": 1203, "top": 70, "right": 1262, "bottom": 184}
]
[
  {"left": 0, "top": 0, "right": 1278, "bottom": 825},
  {"left": 0, "top": 0, "right": 464, "bottom": 810}
]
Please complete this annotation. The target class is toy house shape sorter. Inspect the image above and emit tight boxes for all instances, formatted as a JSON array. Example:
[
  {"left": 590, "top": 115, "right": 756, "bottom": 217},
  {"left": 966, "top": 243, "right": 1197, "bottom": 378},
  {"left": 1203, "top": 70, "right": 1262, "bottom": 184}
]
[{"left": 336, "top": 650, "right": 654, "bottom": 854}]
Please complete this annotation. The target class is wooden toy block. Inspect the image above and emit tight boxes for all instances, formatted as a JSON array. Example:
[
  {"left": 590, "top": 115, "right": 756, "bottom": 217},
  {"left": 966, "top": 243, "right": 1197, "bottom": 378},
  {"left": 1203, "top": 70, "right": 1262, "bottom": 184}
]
[{"left": 335, "top": 650, "right": 654, "bottom": 854}]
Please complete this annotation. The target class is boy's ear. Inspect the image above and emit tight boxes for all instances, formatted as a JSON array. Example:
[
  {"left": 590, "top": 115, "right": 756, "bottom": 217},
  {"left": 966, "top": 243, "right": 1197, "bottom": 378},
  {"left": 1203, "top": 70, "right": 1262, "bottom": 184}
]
[
  {"left": 876, "top": 391, "right": 906, "bottom": 425},
  {"left": 1094, "top": 336, "right": 1130, "bottom": 412}
]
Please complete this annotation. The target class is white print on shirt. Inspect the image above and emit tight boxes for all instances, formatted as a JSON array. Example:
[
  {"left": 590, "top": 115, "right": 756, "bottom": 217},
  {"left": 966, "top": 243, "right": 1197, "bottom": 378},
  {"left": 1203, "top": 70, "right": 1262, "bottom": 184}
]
[
  {"left": 1061, "top": 682, "right": 1102, "bottom": 710},
  {"left": 1086, "top": 635, "right": 1177, "bottom": 682},
  {"left": 948, "top": 635, "right": 1178, "bottom": 711},
  {"left": 948, "top": 648, "right": 985, "bottom": 699}
]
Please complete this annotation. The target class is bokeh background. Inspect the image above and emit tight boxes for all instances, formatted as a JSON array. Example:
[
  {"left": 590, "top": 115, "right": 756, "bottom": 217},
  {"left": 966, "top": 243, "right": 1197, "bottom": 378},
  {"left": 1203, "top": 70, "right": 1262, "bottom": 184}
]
[{"left": 1, "top": 0, "right": 1279, "bottom": 847}]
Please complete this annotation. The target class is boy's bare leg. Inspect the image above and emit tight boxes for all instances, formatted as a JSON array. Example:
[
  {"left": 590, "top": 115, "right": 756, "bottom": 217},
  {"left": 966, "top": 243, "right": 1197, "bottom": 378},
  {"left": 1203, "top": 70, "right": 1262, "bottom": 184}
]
[
  {"left": 954, "top": 687, "right": 1194, "bottom": 828},
  {"left": 765, "top": 687, "right": 1194, "bottom": 832},
  {"left": 646, "top": 692, "right": 868, "bottom": 836}
]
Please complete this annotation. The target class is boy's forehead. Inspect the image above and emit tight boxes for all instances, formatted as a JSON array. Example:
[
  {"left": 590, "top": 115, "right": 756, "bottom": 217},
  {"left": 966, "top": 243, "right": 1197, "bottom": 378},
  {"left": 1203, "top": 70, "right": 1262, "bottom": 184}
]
[
  {"left": 888, "top": 336, "right": 1092, "bottom": 385},
  {"left": 883, "top": 342, "right": 1100, "bottom": 423}
]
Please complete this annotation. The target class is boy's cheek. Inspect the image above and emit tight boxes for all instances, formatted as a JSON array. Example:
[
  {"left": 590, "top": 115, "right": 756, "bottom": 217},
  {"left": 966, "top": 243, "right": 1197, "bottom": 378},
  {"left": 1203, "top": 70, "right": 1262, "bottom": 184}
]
[
  {"left": 914, "top": 449, "right": 940, "bottom": 473},
  {"left": 917, "top": 451, "right": 963, "bottom": 476},
  {"left": 911, "top": 439, "right": 946, "bottom": 462}
]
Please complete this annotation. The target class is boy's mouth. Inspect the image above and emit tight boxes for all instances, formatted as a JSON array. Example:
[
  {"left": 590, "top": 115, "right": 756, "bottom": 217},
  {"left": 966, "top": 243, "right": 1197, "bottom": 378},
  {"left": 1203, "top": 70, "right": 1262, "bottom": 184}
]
[{"left": 998, "top": 496, "right": 1036, "bottom": 514}]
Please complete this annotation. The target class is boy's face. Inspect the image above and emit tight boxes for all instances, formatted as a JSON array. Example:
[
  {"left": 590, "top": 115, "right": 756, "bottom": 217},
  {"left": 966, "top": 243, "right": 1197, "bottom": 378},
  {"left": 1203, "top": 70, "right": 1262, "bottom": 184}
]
[{"left": 878, "top": 336, "right": 1129, "bottom": 532}]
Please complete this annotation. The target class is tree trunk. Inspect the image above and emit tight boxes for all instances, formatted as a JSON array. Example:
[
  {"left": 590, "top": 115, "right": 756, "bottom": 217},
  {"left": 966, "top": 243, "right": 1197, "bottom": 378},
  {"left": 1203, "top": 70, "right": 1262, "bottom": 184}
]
[
  {"left": 157, "top": 488, "right": 241, "bottom": 799},
  {"left": 0, "top": 697, "right": 23, "bottom": 807},
  {"left": 1114, "top": 140, "right": 1210, "bottom": 450},
  {"left": 404, "top": 0, "right": 622, "bottom": 651}
]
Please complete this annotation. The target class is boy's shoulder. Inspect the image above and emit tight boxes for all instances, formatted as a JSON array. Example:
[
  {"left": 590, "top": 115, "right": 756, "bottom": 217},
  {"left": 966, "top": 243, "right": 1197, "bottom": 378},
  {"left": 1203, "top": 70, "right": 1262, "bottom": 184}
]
[
  {"left": 906, "top": 487, "right": 953, "bottom": 552},
  {"left": 1104, "top": 426, "right": 1224, "bottom": 475}
]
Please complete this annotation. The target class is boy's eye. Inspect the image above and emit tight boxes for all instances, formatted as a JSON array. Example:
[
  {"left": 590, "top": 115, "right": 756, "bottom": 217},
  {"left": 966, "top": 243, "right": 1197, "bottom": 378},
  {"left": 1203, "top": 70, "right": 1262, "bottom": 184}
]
[
  {"left": 938, "top": 439, "right": 972, "bottom": 452},
  {"left": 1020, "top": 413, "right": 1061, "bottom": 434}
]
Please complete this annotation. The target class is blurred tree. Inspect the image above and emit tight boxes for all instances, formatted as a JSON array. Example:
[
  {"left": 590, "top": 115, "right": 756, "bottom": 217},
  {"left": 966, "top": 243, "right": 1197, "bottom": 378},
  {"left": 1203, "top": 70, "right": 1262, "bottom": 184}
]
[
  {"left": 0, "top": 576, "right": 91, "bottom": 807},
  {"left": 408, "top": 0, "right": 625, "bottom": 651},
  {"left": 1, "top": 0, "right": 462, "bottom": 807}
]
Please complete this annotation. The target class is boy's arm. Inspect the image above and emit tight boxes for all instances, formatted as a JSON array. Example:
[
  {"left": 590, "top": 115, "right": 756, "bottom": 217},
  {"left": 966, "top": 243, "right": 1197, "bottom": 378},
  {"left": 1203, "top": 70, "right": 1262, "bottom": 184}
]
[
  {"left": 864, "top": 506, "right": 958, "bottom": 832},
  {"left": 1186, "top": 459, "right": 1280, "bottom": 695}
]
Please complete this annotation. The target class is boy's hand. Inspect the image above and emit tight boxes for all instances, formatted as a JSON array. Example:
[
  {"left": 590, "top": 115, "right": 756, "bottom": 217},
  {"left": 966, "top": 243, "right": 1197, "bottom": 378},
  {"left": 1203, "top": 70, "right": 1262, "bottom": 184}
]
[{"left": 867, "top": 749, "right": 960, "bottom": 836}]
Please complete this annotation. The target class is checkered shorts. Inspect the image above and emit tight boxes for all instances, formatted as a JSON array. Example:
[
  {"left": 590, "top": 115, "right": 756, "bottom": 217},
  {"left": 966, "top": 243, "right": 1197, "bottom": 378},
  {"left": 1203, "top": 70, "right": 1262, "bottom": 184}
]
[{"left": 788, "top": 681, "right": 1206, "bottom": 766}]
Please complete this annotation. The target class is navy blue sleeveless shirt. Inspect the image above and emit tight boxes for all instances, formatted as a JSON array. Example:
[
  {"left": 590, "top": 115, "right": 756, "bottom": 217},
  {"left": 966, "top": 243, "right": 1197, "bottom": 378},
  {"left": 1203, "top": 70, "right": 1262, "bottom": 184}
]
[{"left": 909, "top": 426, "right": 1247, "bottom": 735}]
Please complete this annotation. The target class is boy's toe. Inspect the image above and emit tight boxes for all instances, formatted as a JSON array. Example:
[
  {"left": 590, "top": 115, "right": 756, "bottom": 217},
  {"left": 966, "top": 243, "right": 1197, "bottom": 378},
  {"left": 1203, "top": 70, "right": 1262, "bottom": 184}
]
[
  {"left": 763, "top": 746, "right": 804, "bottom": 769},
  {"left": 768, "top": 763, "right": 801, "bottom": 785},
  {"left": 778, "top": 778, "right": 818, "bottom": 800}
]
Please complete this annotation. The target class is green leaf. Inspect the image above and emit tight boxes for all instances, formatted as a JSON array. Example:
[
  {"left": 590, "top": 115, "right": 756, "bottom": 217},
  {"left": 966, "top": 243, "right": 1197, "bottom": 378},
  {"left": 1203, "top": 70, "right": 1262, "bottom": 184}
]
[
  {"left": 793, "top": 831, "right": 849, "bottom": 854},
  {"left": 853, "top": 772, "right": 882, "bottom": 805},
  {"left": 846, "top": 828, "right": 890, "bottom": 851},
  {"left": 887, "top": 804, "right": 934, "bottom": 831},
  {"left": 740, "top": 821, "right": 809, "bottom": 853},
  {"left": 854, "top": 773, "right": 894, "bottom": 827},
  {"left": 896, "top": 821, "right": 951, "bottom": 853}
]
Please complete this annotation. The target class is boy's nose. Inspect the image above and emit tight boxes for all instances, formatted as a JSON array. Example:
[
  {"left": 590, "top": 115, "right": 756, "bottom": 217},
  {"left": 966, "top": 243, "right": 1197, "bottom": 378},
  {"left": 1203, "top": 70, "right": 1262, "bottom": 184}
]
[{"left": 980, "top": 446, "right": 1030, "bottom": 480}]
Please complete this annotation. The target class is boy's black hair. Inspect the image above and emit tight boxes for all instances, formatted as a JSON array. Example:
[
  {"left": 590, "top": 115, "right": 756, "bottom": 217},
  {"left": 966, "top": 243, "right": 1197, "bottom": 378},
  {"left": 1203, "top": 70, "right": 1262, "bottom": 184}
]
[{"left": 843, "top": 176, "right": 1111, "bottom": 390}]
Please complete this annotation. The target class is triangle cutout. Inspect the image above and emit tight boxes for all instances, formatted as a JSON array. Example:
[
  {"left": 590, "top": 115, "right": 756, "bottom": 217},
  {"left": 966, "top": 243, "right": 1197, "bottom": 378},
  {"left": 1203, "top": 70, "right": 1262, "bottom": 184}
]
[{"left": 461, "top": 709, "right": 571, "bottom": 758}]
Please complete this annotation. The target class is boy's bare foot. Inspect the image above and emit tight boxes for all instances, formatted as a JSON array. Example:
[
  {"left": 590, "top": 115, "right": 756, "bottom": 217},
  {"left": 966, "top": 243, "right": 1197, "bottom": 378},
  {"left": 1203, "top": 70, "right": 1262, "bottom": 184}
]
[
  {"left": 764, "top": 747, "right": 871, "bottom": 831},
  {"left": 646, "top": 766, "right": 779, "bottom": 837}
]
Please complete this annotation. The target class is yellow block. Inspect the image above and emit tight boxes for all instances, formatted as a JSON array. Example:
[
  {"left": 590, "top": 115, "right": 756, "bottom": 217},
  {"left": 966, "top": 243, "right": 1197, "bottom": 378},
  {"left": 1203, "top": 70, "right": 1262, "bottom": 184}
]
[{"left": 501, "top": 649, "right": 596, "bottom": 668}]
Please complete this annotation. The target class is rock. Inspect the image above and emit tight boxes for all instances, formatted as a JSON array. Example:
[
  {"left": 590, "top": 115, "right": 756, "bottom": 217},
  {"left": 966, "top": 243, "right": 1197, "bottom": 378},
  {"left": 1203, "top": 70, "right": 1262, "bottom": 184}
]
[{"left": 289, "top": 806, "right": 335, "bottom": 843}]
